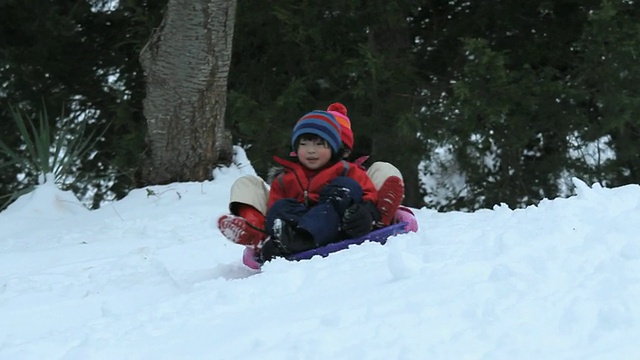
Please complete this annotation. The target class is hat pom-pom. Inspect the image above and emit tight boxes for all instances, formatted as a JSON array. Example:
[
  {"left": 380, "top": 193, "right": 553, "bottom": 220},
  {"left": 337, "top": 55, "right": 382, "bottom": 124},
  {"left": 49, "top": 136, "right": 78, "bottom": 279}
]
[{"left": 327, "top": 102, "right": 347, "bottom": 116}]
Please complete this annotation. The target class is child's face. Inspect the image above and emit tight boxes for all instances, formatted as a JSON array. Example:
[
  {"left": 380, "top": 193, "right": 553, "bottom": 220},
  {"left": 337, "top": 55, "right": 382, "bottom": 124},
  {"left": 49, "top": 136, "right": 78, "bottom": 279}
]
[{"left": 297, "top": 136, "right": 332, "bottom": 170}]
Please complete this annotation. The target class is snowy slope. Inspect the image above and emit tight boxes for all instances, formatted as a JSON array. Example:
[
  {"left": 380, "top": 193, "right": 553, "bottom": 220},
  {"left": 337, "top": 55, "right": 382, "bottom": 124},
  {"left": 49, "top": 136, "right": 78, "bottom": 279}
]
[{"left": 1, "top": 149, "right": 639, "bottom": 359}]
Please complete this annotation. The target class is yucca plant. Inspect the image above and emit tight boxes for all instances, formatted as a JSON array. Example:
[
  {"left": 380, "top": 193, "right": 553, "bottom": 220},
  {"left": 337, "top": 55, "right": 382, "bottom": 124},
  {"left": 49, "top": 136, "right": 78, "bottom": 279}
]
[{"left": 0, "top": 104, "right": 104, "bottom": 211}]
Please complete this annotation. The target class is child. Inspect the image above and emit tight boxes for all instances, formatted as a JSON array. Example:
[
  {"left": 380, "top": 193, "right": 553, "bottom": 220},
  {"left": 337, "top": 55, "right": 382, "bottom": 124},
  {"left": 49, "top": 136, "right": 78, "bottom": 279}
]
[
  {"left": 218, "top": 103, "right": 405, "bottom": 253},
  {"left": 258, "top": 110, "right": 380, "bottom": 260}
]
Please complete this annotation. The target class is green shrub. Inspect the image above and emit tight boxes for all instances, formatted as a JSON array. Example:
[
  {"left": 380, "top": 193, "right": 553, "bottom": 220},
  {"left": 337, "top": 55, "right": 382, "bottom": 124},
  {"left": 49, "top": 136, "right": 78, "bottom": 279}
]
[{"left": 0, "top": 104, "right": 103, "bottom": 211}]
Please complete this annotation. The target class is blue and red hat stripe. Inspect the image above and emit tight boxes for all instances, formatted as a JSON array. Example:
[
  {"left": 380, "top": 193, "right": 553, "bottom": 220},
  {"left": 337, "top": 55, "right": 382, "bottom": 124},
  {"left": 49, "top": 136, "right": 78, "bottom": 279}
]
[{"left": 291, "top": 111, "right": 341, "bottom": 153}]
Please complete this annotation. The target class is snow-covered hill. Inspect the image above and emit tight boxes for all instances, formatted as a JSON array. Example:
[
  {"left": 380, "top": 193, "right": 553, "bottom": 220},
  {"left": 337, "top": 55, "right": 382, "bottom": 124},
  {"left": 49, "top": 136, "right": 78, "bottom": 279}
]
[{"left": 1, "top": 148, "right": 639, "bottom": 359}]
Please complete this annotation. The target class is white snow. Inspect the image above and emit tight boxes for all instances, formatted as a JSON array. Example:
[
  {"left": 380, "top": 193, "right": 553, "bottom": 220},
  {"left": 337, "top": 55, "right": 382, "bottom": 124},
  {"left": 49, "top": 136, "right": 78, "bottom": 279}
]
[{"left": 1, "top": 147, "right": 639, "bottom": 359}]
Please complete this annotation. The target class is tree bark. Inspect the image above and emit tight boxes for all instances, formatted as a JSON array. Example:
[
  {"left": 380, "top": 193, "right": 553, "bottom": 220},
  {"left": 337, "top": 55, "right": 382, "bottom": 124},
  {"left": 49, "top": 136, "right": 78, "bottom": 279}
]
[{"left": 138, "top": 0, "right": 235, "bottom": 185}]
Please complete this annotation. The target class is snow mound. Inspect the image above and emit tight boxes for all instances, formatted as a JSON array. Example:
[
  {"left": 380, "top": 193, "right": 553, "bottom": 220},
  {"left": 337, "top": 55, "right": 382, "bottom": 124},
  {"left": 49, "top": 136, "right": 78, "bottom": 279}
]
[{"left": 3, "top": 174, "right": 87, "bottom": 220}]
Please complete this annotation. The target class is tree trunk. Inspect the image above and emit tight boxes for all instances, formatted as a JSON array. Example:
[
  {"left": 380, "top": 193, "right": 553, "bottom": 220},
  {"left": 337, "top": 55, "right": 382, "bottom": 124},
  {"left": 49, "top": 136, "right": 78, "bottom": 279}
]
[{"left": 138, "top": 0, "right": 235, "bottom": 185}]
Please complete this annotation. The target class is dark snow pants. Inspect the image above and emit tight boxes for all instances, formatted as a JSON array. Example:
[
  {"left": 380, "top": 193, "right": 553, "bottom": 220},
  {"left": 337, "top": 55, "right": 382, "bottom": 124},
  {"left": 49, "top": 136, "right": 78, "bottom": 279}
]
[{"left": 265, "top": 176, "right": 364, "bottom": 246}]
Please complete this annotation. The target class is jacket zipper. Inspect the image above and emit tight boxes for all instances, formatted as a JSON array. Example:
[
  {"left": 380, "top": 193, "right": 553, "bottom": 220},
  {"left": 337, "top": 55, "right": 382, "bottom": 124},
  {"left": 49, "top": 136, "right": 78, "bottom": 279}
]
[{"left": 287, "top": 165, "right": 310, "bottom": 207}]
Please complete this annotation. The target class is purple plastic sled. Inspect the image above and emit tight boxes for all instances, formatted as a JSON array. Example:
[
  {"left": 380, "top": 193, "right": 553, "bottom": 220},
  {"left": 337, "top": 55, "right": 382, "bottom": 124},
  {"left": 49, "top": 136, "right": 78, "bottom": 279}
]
[
  {"left": 242, "top": 247, "right": 263, "bottom": 270},
  {"left": 241, "top": 206, "right": 420, "bottom": 269},
  {"left": 395, "top": 206, "right": 418, "bottom": 232},
  {"left": 286, "top": 222, "right": 409, "bottom": 261}
]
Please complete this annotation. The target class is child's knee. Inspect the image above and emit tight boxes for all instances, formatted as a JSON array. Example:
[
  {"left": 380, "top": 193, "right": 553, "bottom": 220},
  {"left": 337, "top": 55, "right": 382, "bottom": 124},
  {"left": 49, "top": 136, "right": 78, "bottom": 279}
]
[
  {"left": 319, "top": 177, "right": 363, "bottom": 210},
  {"left": 323, "top": 176, "right": 363, "bottom": 201},
  {"left": 268, "top": 198, "right": 298, "bottom": 216},
  {"left": 229, "top": 175, "right": 269, "bottom": 214}
]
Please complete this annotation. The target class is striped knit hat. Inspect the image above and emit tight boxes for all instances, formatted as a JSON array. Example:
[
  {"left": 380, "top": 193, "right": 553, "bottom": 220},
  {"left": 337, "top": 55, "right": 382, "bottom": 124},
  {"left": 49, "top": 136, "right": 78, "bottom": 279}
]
[
  {"left": 327, "top": 102, "right": 354, "bottom": 150},
  {"left": 291, "top": 110, "right": 341, "bottom": 154}
]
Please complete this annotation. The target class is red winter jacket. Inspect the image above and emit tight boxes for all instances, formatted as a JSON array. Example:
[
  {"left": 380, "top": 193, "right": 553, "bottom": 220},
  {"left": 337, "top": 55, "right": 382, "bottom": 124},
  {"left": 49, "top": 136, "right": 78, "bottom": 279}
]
[{"left": 267, "top": 156, "right": 377, "bottom": 209}]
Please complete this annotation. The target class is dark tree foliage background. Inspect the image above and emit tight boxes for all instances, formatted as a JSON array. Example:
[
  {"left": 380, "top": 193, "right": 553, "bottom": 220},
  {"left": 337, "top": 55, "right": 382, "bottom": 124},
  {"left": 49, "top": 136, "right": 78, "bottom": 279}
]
[
  {"left": 0, "top": 0, "right": 166, "bottom": 208},
  {"left": 420, "top": 0, "right": 640, "bottom": 210},
  {"left": 227, "top": 1, "right": 424, "bottom": 206},
  {"left": 2, "top": 0, "right": 640, "bottom": 211}
]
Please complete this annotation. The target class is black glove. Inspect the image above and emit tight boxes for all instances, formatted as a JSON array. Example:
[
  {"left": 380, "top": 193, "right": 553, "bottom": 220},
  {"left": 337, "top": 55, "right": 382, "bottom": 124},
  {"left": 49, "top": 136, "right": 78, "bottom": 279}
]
[{"left": 342, "top": 202, "right": 380, "bottom": 238}]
